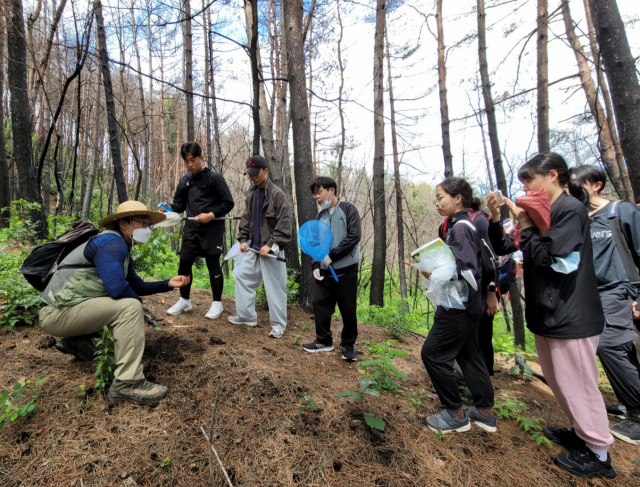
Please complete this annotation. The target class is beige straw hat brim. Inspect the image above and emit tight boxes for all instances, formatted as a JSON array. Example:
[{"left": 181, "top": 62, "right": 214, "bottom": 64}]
[{"left": 97, "top": 201, "right": 166, "bottom": 229}]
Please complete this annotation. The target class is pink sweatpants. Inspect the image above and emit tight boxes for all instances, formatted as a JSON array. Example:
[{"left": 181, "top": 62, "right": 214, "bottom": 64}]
[{"left": 535, "top": 334, "right": 614, "bottom": 450}]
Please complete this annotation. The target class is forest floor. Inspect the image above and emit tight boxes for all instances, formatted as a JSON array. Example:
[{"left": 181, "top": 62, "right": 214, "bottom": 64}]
[{"left": 1, "top": 288, "right": 639, "bottom": 486}]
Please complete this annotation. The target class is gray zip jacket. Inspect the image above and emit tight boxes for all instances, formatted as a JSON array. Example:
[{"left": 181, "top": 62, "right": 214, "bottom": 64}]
[{"left": 312, "top": 201, "right": 362, "bottom": 270}]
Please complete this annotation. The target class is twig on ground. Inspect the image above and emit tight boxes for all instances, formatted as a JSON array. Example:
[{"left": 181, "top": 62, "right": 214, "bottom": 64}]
[
  {"left": 319, "top": 466, "right": 331, "bottom": 487},
  {"left": 408, "top": 331, "right": 426, "bottom": 340},
  {"left": 224, "top": 349, "right": 238, "bottom": 367},
  {"left": 200, "top": 426, "right": 234, "bottom": 487},
  {"left": 206, "top": 384, "right": 220, "bottom": 487}
]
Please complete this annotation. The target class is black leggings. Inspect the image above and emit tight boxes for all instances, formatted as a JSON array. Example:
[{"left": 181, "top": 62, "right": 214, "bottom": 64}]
[{"left": 178, "top": 254, "right": 223, "bottom": 301}]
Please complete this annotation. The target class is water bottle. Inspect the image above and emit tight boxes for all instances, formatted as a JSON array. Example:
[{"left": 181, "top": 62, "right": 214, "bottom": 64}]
[{"left": 158, "top": 202, "right": 173, "bottom": 212}]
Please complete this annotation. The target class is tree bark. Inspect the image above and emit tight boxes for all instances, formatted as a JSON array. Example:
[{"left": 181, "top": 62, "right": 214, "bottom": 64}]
[
  {"left": 370, "top": 0, "right": 387, "bottom": 307},
  {"left": 94, "top": 0, "right": 127, "bottom": 203},
  {"left": 183, "top": 0, "right": 195, "bottom": 141},
  {"left": 385, "top": 28, "right": 408, "bottom": 312},
  {"left": 588, "top": 0, "right": 640, "bottom": 201},
  {"left": 510, "top": 280, "right": 526, "bottom": 350},
  {"left": 583, "top": 0, "right": 632, "bottom": 201},
  {"left": 477, "top": 0, "right": 507, "bottom": 219},
  {"left": 283, "top": 0, "right": 316, "bottom": 310},
  {"left": 246, "top": 0, "right": 261, "bottom": 155},
  {"left": 336, "top": 0, "right": 346, "bottom": 196},
  {"left": 435, "top": 0, "right": 453, "bottom": 178},
  {"left": 0, "top": 2, "right": 10, "bottom": 228},
  {"left": 537, "top": 0, "right": 550, "bottom": 153},
  {"left": 561, "top": 0, "right": 625, "bottom": 198},
  {"left": 82, "top": 69, "right": 102, "bottom": 219},
  {"left": 8, "top": 0, "right": 46, "bottom": 237}
]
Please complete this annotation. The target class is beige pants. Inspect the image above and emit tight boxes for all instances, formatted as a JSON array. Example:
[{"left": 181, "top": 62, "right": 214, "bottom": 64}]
[{"left": 40, "top": 297, "right": 145, "bottom": 383}]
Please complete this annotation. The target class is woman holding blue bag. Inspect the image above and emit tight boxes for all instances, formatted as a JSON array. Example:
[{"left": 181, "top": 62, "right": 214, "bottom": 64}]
[{"left": 488, "top": 152, "right": 615, "bottom": 479}]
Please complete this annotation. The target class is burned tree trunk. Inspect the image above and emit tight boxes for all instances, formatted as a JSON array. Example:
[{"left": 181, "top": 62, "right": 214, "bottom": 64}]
[
  {"left": 94, "top": 0, "right": 127, "bottom": 203},
  {"left": 537, "top": 0, "right": 550, "bottom": 153},
  {"left": 588, "top": 0, "right": 640, "bottom": 200},
  {"left": 283, "top": 0, "right": 316, "bottom": 310},
  {"left": 369, "top": 0, "right": 387, "bottom": 307}
]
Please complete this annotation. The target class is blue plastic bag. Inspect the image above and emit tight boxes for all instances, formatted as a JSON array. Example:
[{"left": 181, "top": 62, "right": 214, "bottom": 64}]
[{"left": 298, "top": 220, "right": 339, "bottom": 281}]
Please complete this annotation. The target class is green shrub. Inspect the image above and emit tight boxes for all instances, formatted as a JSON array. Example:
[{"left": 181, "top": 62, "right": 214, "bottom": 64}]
[
  {"left": 0, "top": 250, "right": 41, "bottom": 328},
  {"left": 94, "top": 326, "right": 115, "bottom": 391},
  {"left": 0, "top": 377, "right": 48, "bottom": 430}
]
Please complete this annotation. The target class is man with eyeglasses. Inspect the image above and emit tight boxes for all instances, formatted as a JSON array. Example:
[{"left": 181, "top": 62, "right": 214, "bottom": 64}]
[{"left": 39, "top": 201, "right": 190, "bottom": 405}]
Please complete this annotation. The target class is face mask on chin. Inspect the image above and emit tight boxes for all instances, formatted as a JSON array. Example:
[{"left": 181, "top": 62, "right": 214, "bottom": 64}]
[
  {"left": 319, "top": 198, "right": 331, "bottom": 210},
  {"left": 131, "top": 227, "right": 152, "bottom": 245}
]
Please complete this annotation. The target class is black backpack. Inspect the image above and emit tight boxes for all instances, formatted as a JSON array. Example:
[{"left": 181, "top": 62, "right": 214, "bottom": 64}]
[
  {"left": 453, "top": 214, "right": 499, "bottom": 292},
  {"left": 21, "top": 219, "right": 99, "bottom": 291}
]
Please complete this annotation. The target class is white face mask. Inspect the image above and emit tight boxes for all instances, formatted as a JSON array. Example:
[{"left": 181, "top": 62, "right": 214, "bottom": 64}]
[
  {"left": 131, "top": 227, "right": 152, "bottom": 245},
  {"left": 319, "top": 198, "right": 331, "bottom": 210}
]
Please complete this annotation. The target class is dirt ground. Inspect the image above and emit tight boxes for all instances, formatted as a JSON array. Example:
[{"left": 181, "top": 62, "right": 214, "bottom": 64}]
[{"left": 1, "top": 288, "right": 639, "bottom": 486}]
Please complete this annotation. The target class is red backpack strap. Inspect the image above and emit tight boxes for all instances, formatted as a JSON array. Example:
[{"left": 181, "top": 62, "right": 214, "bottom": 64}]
[{"left": 439, "top": 217, "right": 449, "bottom": 240}]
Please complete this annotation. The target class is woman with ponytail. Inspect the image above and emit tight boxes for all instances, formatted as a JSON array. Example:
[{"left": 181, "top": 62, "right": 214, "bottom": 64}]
[
  {"left": 421, "top": 178, "right": 496, "bottom": 435},
  {"left": 488, "top": 153, "right": 615, "bottom": 479}
]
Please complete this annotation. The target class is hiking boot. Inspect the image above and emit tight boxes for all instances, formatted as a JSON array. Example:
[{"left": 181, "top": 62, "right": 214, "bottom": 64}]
[
  {"left": 55, "top": 336, "right": 97, "bottom": 361},
  {"left": 228, "top": 315, "right": 257, "bottom": 327},
  {"left": 606, "top": 403, "right": 628, "bottom": 420},
  {"left": 341, "top": 344, "right": 357, "bottom": 362},
  {"left": 302, "top": 340, "right": 334, "bottom": 353},
  {"left": 425, "top": 408, "right": 471, "bottom": 434},
  {"left": 610, "top": 418, "right": 640, "bottom": 445},
  {"left": 167, "top": 297, "right": 192, "bottom": 316},
  {"left": 553, "top": 448, "right": 616, "bottom": 479},
  {"left": 205, "top": 301, "right": 223, "bottom": 320},
  {"left": 467, "top": 406, "right": 497, "bottom": 432},
  {"left": 107, "top": 379, "right": 168, "bottom": 405},
  {"left": 268, "top": 328, "right": 284, "bottom": 339},
  {"left": 542, "top": 426, "right": 586, "bottom": 450}
]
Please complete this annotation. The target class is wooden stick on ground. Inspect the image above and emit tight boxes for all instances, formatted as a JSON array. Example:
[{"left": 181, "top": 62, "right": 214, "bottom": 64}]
[
  {"left": 207, "top": 384, "right": 221, "bottom": 486},
  {"left": 200, "top": 426, "right": 234, "bottom": 487}
]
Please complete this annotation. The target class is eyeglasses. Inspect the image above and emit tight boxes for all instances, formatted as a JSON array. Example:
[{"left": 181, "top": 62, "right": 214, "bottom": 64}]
[{"left": 131, "top": 219, "right": 151, "bottom": 228}]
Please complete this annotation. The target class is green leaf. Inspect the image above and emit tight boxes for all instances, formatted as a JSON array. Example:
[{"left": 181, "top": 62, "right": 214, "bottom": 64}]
[
  {"left": 336, "top": 390, "right": 363, "bottom": 402},
  {"left": 359, "top": 378, "right": 377, "bottom": 392},
  {"left": 307, "top": 400, "right": 317, "bottom": 410},
  {"left": 363, "top": 389, "right": 380, "bottom": 397},
  {"left": 364, "top": 413, "right": 385, "bottom": 431},
  {"left": 509, "top": 365, "right": 519, "bottom": 374}
]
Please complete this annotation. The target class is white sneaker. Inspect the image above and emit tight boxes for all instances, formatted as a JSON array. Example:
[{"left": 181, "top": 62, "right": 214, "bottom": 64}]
[
  {"left": 205, "top": 301, "right": 223, "bottom": 320},
  {"left": 228, "top": 315, "right": 257, "bottom": 327},
  {"left": 167, "top": 297, "right": 192, "bottom": 316},
  {"left": 268, "top": 329, "right": 284, "bottom": 339}
]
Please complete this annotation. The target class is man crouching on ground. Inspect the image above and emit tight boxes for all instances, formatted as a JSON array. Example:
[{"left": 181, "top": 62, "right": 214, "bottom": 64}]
[
  {"left": 39, "top": 201, "right": 190, "bottom": 405},
  {"left": 228, "top": 155, "right": 292, "bottom": 338}
]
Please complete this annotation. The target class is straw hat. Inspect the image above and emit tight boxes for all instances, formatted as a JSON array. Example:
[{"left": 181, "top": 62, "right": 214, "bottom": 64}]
[{"left": 97, "top": 201, "right": 166, "bottom": 229}]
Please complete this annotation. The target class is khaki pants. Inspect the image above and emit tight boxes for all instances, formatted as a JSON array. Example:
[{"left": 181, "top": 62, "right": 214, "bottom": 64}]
[{"left": 40, "top": 297, "right": 145, "bottom": 383}]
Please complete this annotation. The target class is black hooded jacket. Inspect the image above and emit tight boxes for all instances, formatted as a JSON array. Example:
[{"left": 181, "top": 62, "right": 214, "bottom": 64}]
[
  {"left": 489, "top": 192, "right": 604, "bottom": 339},
  {"left": 170, "top": 168, "right": 235, "bottom": 236}
]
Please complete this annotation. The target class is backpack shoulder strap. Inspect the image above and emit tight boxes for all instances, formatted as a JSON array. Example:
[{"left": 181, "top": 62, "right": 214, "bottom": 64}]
[
  {"left": 608, "top": 201, "right": 640, "bottom": 283},
  {"left": 453, "top": 219, "right": 477, "bottom": 233}
]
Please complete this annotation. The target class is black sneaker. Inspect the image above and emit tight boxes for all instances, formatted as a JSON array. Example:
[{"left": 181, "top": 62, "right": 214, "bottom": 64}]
[
  {"left": 55, "top": 336, "right": 97, "bottom": 361},
  {"left": 553, "top": 448, "right": 616, "bottom": 479},
  {"left": 302, "top": 340, "right": 334, "bottom": 353},
  {"left": 107, "top": 379, "right": 168, "bottom": 405},
  {"left": 606, "top": 403, "right": 628, "bottom": 420},
  {"left": 467, "top": 406, "right": 497, "bottom": 432},
  {"left": 610, "top": 418, "right": 640, "bottom": 445},
  {"left": 341, "top": 344, "right": 357, "bottom": 362},
  {"left": 542, "top": 426, "right": 586, "bottom": 450}
]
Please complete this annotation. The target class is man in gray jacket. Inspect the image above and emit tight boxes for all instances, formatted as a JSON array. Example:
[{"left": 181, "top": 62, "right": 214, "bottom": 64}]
[
  {"left": 229, "top": 155, "right": 292, "bottom": 338},
  {"left": 303, "top": 177, "right": 361, "bottom": 361}
]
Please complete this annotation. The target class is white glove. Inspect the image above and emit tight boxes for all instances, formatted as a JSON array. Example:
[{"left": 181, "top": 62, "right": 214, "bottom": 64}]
[
  {"left": 313, "top": 268, "right": 324, "bottom": 281},
  {"left": 322, "top": 255, "right": 332, "bottom": 267}
]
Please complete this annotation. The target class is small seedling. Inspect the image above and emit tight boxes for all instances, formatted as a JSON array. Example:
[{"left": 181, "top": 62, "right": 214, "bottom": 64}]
[
  {"left": 436, "top": 429, "right": 445, "bottom": 442},
  {"left": 77, "top": 383, "right": 91, "bottom": 410},
  {"left": 301, "top": 323, "right": 309, "bottom": 331},
  {"left": 337, "top": 379, "right": 385, "bottom": 431},
  {"left": 160, "top": 457, "right": 171, "bottom": 468},
  {"left": 495, "top": 393, "right": 551, "bottom": 448},
  {"left": 0, "top": 377, "right": 48, "bottom": 430},
  {"left": 94, "top": 326, "right": 115, "bottom": 391},
  {"left": 297, "top": 393, "right": 317, "bottom": 414},
  {"left": 291, "top": 335, "right": 301, "bottom": 345}
]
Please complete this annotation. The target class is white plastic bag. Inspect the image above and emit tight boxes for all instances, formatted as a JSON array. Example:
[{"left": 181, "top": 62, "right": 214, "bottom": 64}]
[{"left": 411, "top": 239, "right": 467, "bottom": 310}]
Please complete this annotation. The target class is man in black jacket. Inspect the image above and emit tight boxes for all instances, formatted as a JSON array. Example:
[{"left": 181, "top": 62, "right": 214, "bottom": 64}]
[
  {"left": 162, "top": 142, "right": 234, "bottom": 320},
  {"left": 302, "top": 177, "right": 361, "bottom": 361}
]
